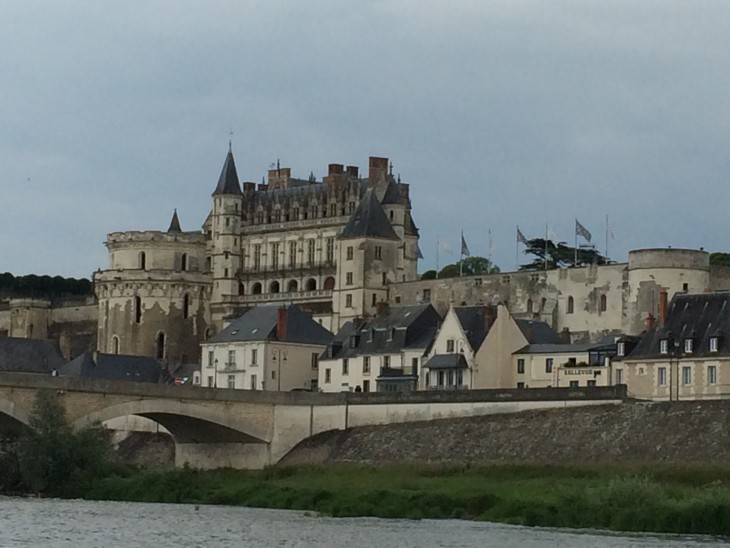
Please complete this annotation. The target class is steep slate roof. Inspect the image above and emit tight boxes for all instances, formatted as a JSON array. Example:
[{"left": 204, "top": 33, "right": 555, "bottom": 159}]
[
  {"left": 454, "top": 306, "right": 491, "bottom": 351},
  {"left": 60, "top": 352, "right": 167, "bottom": 383},
  {"left": 0, "top": 337, "right": 65, "bottom": 373},
  {"left": 326, "top": 304, "right": 441, "bottom": 359},
  {"left": 380, "top": 178, "right": 404, "bottom": 205},
  {"left": 514, "top": 319, "right": 563, "bottom": 344},
  {"left": 628, "top": 292, "right": 730, "bottom": 360},
  {"left": 167, "top": 209, "right": 182, "bottom": 232},
  {"left": 212, "top": 149, "right": 242, "bottom": 195},
  {"left": 208, "top": 304, "right": 333, "bottom": 346},
  {"left": 339, "top": 188, "right": 399, "bottom": 240}
]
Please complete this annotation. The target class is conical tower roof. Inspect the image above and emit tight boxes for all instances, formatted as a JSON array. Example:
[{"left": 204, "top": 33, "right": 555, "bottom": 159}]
[
  {"left": 167, "top": 209, "right": 182, "bottom": 232},
  {"left": 212, "top": 148, "right": 242, "bottom": 195},
  {"left": 339, "top": 188, "right": 399, "bottom": 240}
]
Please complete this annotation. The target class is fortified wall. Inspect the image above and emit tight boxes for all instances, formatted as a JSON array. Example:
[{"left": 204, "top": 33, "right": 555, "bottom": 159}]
[{"left": 389, "top": 248, "right": 730, "bottom": 342}]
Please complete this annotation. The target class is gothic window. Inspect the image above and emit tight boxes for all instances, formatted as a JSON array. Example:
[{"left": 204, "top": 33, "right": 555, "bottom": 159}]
[
  {"left": 310, "top": 204, "right": 318, "bottom": 219},
  {"left": 134, "top": 296, "right": 142, "bottom": 324},
  {"left": 330, "top": 203, "right": 337, "bottom": 216},
  {"left": 183, "top": 294, "right": 190, "bottom": 319},
  {"left": 256, "top": 211, "right": 264, "bottom": 224},
  {"left": 324, "top": 276, "right": 335, "bottom": 290},
  {"left": 274, "top": 209, "right": 281, "bottom": 223},
  {"left": 271, "top": 242, "right": 280, "bottom": 269},
  {"left": 348, "top": 202, "right": 355, "bottom": 214},
  {"left": 238, "top": 282, "right": 245, "bottom": 295},
  {"left": 252, "top": 282, "right": 262, "bottom": 295},
  {"left": 270, "top": 281, "right": 280, "bottom": 293},
  {"left": 288, "top": 241, "right": 297, "bottom": 267},
  {"left": 307, "top": 239, "right": 316, "bottom": 264},
  {"left": 111, "top": 336, "right": 119, "bottom": 355},
  {"left": 253, "top": 244, "right": 261, "bottom": 270},
  {"left": 287, "top": 279, "right": 298, "bottom": 292},
  {"left": 326, "top": 237, "right": 335, "bottom": 264},
  {"left": 292, "top": 207, "right": 299, "bottom": 220},
  {"left": 156, "top": 332, "right": 165, "bottom": 360},
  {"left": 567, "top": 296, "right": 574, "bottom": 314}
]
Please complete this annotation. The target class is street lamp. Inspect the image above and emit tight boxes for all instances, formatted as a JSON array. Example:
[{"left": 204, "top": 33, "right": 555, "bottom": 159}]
[
  {"left": 214, "top": 358, "right": 218, "bottom": 388},
  {"left": 271, "top": 348, "right": 288, "bottom": 391},
  {"left": 672, "top": 338, "right": 682, "bottom": 402}
]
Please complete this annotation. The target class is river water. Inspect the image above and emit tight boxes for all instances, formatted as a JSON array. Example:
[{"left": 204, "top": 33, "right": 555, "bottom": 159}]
[{"left": 0, "top": 498, "right": 727, "bottom": 547}]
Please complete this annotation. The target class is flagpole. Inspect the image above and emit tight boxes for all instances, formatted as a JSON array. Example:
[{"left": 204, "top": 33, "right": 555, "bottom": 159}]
[
  {"left": 574, "top": 219, "right": 578, "bottom": 268},
  {"left": 515, "top": 226, "right": 519, "bottom": 271},
  {"left": 436, "top": 240, "right": 440, "bottom": 279},
  {"left": 459, "top": 230, "right": 464, "bottom": 277},
  {"left": 605, "top": 214, "right": 609, "bottom": 260},
  {"left": 544, "top": 224, "right": 548, "bottom": 271}
]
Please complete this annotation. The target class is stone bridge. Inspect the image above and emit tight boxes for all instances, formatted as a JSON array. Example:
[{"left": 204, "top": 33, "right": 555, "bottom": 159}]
[{"left": 0, "top": 373, "right": 628, "bottom": 469}]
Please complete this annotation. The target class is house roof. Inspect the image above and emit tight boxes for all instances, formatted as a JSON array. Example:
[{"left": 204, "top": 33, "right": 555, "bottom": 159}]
[
  {"left": 324, "top": 304, "right": 441, "bottom": 359},
  {"left": 212, "top": 148, "right": 242, "bottom": 195},
  {"left": 208, "top": 304, "right": 333, "bottom": 346},
  {"left": 60, "top": 352, "right": 167, "bottom": 383},
  {"left": 628, "top": 292, "right": 730, "bottom": 360},
  {"left": 423, "top": 353, "right": 469, "bottom": 369},
  {"left": 380, "top": 178, "right": 404, "bottom": 205},
  {"left": 515, "top": 343, "right": 615, "bottom": 355},
  {"left": 514, "top": 319, "right": 563, "bottom": 344},
  {"left": 0, "top": 337, "right": 65, "bottom": 373},
  {"left": 454, "top": 306, "right": 491, "bottom": 351},
  {"left": 339, "top": 188, "right": 399, "bottom": 240}
]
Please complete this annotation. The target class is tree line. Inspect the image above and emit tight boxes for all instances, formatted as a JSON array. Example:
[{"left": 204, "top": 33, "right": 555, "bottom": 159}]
[{"left": 0, "top": 273, "right": 92, "bottom": 297}]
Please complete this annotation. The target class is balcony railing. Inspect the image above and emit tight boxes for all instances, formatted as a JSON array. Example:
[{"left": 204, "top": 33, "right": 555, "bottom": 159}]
[
  {"left": 237, "top": 261, "right": 336, "bottom": 276},
  {"left": 220, "top": 289, "right": 333, "bottom": 305}
]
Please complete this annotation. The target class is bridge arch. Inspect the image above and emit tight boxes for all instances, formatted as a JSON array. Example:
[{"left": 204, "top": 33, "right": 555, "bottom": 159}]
[
  {"left": 0, "top": 397, "right": 31, "bottom": 436},
  {"left": 72, "top": 399, "right": 271, "bottom": 444}
]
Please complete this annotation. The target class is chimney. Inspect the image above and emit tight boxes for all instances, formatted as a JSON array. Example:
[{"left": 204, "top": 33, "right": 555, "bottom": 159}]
[
  {"left": 560, "top": 327, "right": 571, "bottom": 344},
  {"left": 242, "top": 182, "right": 256, "bottom": 192},
  {"left": 484, "top": 304, "right": 497, "bottom": 332},
  {"left": 645, "top": 313, "right": 656, "bottom": 331},
  {"left": 346, "top": 165, "right": 359, "bottom": 177},
  {"left": 376, "top": 301, "right": 388, "bottom": 317},
  {"left": 257, "top": 183, "right": 269, "bottom": 192},
  {"left": 658, "top": 289, "right": 668, "bottom": 326},
  {"left": 276, "top": 306, "right": 288, "bottom": 341},
  {"left": 368, "top": 156, "right": 388, "bottom": 187},
  {"left": 328, "top": 164, "right": 344, "bottom": 175}
]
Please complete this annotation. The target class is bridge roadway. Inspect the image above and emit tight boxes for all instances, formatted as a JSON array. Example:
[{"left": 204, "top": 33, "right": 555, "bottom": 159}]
[{"left": 0, "top": 373, "right": 628, "bottom": 469}]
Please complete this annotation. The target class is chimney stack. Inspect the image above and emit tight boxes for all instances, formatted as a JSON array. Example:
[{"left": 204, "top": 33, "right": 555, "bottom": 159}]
[
  {"left": 368, "top": 156, "right": 389, "bottom": 187},
  {"left": 376, "top": 301, "right": 388, "bottom": 317},
  {"left": 485, "top": 304, "right": 497, "bottom": 332},
  {"left": 560, "top": 327, "right": 571, "bottom": 344},
  {"left": 276, "top": 306, "right": 288, "bottom": 341},
  {"left": 658, "top": 289, "right": 668, "bottom": 326},
  {"left": 645, "top": 313, "right": 656, "bottom": 331},
  {"left": 346, "top": 165, "right": 359, "bottom": 177}
]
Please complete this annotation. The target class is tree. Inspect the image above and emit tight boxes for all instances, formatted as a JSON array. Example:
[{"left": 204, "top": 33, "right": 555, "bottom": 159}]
[
  {"left": 710, "top": 253, "right": 730, "bottom": 267},
  {"left": 13, "top": 390, "right": 112, "bottom": 495},
  {"left": 519, "top": 238, "right": 608, "bottom": 270},
  {"left": 420, "top": 270, "right": 437, "bottom": 280},
  {"left": 436, "top": 256, "right": 500, "bottom": 279}
]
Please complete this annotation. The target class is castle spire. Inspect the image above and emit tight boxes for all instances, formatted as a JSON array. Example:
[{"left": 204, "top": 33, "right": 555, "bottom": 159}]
[
  {"left": 212, "top": 148, "right": 242, "bottom": 196},
  {"left": 167, "top": 209, "right": 182, "bottom": 232}
]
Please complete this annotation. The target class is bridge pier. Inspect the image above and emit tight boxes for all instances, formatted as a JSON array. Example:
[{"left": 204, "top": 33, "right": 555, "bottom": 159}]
[{"left": 176, "top": 442, "right": 270, "bottom": 470}]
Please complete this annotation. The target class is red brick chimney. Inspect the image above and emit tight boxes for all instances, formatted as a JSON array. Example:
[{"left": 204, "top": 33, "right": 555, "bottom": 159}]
[
  {"left": 645, "top": 313, "right": 656, "bottom": 331},
  {"left": 658, "top": 289, "right": 668, "bottom": 327},
  {"left": 376, "top": 301, "right": 388, "bottom": 317},
  {"left": 276, "top": 306, "right": 288, "bottom": 341},
  {"left": 368, "top": 156, "right": 388, "bottom": 187},
  {"left": 346, "top": 165, "right": 359, "bottom": 177}
]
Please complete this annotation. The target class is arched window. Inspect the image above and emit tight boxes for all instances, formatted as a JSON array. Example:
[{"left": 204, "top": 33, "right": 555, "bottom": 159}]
[
  {"left": 287, "top": 280, "right": 298, "bottom": 292},
  {"left": 541, "top": 297, "right": 547, "bottom": 310},
  {"left": 134, "top": 296, "right": 142, "bottom": 323},
  {"left": 252, "top": 282, "right": 262, "bottom": 295},
  {"left": 139, "top": 252, "right": 146, "bottom": 270},
  {"left": 306, "top": 278, "right": 317, "bottom": 291},
  {"left": 238, "top": 282, "right": 245, "bottom": 295},
  {"left": 181, "top": 253, "right": 188, "bottom": 271},
  {"left": 156, "top": 332, "right": 165, "bottom": 360},
  {"left": 270, "top": 281, "right": 280, "bottom": 294},
  {"left": 205, "top": 256, "right": 212, "bottom": 272},
  {"left": 324, "top": 276, "right": 335, "bottom": 290},
  {"left": 112, "top": 335, "right": 120, "bottom": 355},
  {"left": 600, "top": 294, "right": 607, "bottom": 312},
  {"left": 567, "top": 296, "right": 574, "bottom": 314},
  {"left": 526, "top": 298, "right": 533, "bottom": 313},
  {"left": 183, "top": 294, "right": 190, "bottom": 319}
]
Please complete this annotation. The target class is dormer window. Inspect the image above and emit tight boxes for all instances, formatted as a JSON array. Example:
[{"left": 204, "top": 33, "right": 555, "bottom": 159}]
[
  {"left": 659, "top": 339, "right": 669, "bottom": 355},
  {"left": 349, "top": 335, "right": 359, "bottom": 349},
  {"left": 710, "top": 337, "right": 719, "bottom": 353},
  {"left": 617, "top": 342, "right": 625, "bottom": 357},
  {"left": 684, "top": 338, "right": 693, "bottom": 354}
]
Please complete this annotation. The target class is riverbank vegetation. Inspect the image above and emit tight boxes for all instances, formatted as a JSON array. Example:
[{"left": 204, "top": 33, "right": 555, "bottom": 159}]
[{"left": 86, "top": 462, "right": 730, "bottom": 536}]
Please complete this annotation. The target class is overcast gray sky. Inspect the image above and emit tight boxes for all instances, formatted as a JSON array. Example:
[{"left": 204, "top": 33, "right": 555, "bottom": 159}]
[{"left": 2, "top": 1, "right": 729, "bottom": 278}]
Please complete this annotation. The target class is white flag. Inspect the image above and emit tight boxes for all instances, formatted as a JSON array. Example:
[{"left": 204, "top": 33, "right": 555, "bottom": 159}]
[
  {"left": 547, "top": 225, "right": 558, "bottom": 243},
  {"left": 437, "top": 239, "right": 453, "bottom": 255}
]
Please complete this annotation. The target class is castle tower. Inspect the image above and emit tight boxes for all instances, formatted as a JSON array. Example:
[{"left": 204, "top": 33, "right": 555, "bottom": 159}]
[
  {"left": 210, "top": 147, "right": 243, "bottom": 324},
  {"left": 333, "top": 188, "right": 402, "bottom": 327},
  {"left": 380, "top": 177, "right": 420, "bottom": 283}
]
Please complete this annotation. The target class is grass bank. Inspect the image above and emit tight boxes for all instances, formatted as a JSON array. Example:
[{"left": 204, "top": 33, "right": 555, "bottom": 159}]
[{"left": 84, "top": 462, "right": 730, "bottom": 535}]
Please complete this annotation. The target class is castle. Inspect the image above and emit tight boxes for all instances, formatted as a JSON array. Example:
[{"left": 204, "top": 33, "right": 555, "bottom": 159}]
[{"left": 2, "top": 148, "right": 729, "bottom": 366}]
